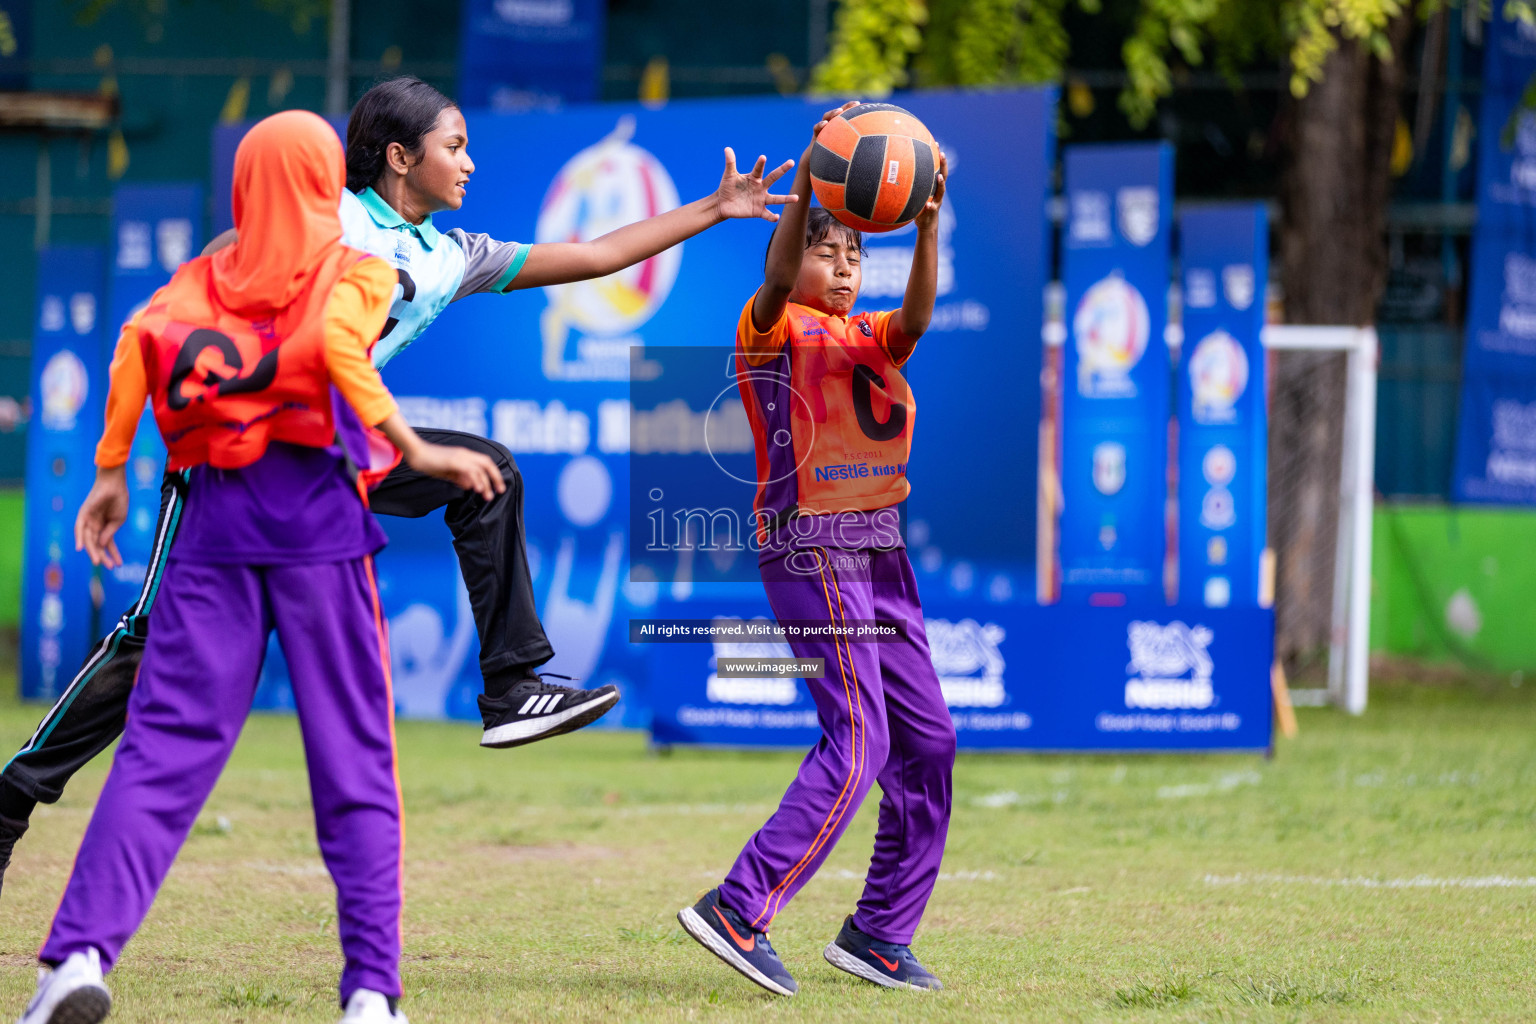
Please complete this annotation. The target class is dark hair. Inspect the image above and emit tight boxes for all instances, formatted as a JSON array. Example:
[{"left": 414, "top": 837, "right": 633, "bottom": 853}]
[
  {"left": 345, "top": 77, "right": 458, "bottom": 193},
  {"left": 764, "top": 206, "right": 865, "bottom": 270}
]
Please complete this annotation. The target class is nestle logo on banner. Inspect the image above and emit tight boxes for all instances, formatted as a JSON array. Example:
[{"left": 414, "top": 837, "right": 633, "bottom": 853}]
[
  {"left": 1070, "top": 190, "right": 1111, "bottom": 244},
  {"left": 1501, "top": 254, "right": 1536, "bottom": 340},
  {"left": 495, "top": 0, "right": 572, "bottom": 25},
  {"left": 1222, "top": 264, "right": 1256, "bottom": 310},
  {"left": 1488, "top": 399, "right": 1536, "bottom": 486},
  {"left": 1116, "top": 187, "right": 1159, "bottom": 247},
  {"left": 40, "top": 295, "right": 65, "bottom": 333},
  {"left": 117, "top": 221, "right": 152, "bottom": 271},
  {"left": 1492, "top": 399, "right": 1536, "bottom": 450},
  {"left": 70, "top": 293, "right": 96, "bottom": 335},
  {"left": 708, "top": 620, "right": 799, "bottom": 705},
  {"left": 1505, "top": 253, "right": 1536, "bottom": 303},
  {"left": 1513, "top": 114, "right": 1536, "bottom": 192},
  {"left": 156, "top": 218, "right": 193, "bottom": 273},
  {"left": 927, "top": 618, "right": 1007, "bottom": 708},
  {"left": 1124, "top": 621, "right": 1215, "bottom": 710},
  {"left": 1185, "top": 268, "right": 1217, "bottom": 309}
]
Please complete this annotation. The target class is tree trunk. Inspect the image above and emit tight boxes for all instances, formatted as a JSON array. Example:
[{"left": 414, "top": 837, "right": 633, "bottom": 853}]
[{"left": 1272, "top": 16, "right": 1412, "bottom": 678}]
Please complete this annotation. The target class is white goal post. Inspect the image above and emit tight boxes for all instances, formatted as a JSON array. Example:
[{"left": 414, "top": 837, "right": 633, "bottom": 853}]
[{"left": 1261, "top": 325, "right": 1378, "bottom": 716}]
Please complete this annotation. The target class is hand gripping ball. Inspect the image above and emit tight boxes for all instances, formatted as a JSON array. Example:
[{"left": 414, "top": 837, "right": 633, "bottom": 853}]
[{"left": 810, "top": 103, "right": 938, "bottom": 233}]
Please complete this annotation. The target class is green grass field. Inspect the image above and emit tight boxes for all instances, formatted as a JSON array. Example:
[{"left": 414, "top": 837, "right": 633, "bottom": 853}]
[
  {"left": 0, "top": 489, "right": 23, "bottom": 628},
  {"left": 2, "top": 672, "right": 1535, "bottom": 1023}
]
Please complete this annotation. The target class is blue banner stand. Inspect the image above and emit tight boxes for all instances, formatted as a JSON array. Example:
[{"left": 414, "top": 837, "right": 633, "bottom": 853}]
[
  {"left": 1177, "top": 205, "right": 1269, "bottom": 608},
  {"left": 1058, "top": 143, "right": 1176, "bottom": 605},
  {"left": 21, "top": 247, "right": 108, "bottom": 700}
]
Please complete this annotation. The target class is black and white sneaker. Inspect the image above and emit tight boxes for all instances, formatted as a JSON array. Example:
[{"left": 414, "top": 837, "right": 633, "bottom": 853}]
[{"left": 478, "top": 677, "right": 620, "bottom": 749}]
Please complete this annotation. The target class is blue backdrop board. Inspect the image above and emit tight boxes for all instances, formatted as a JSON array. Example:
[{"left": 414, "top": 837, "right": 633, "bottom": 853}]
[
  {"left": 1058, "top": 143, "right": 1175, "bottom": 604},
  {"left": 644, "top": 586, "right": 819, "bottom": 748},
  {"left": 21, "top": 248, "right": 107, "bottom": 700},
  {"left": 1177, "top": 205, "right": 1268, "bottom": 607},
  {"left": 214, "top": 89, "right": 1053, "bottom": 722},
  {"left": 98, "top": 185, "right": 203, "bottom": 620},
  {"left": 459, "top": 0, "right": 605, "bottom": 110},
  {"left": 212, "top": 117, "right": 347, "bottom": 236},
  {"left": 1452, "top": 15, "right": 1536, "bottom": 504},
  {"left": 647, "top": 600, "right": 1274, "bottom": 752}
]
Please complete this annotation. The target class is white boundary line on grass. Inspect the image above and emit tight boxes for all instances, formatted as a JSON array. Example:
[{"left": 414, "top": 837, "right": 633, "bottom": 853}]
[{"left": 1205, "top": 873, "right": 1536, "bottom": 889}]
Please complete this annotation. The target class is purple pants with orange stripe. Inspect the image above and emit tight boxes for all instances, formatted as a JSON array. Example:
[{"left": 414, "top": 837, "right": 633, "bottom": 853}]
[
  {"left": 40, "top": 556, "right": 403, "bottom": 1003},
  {"left": 720, "top": 546, "right": 956, "bottom": 945}
]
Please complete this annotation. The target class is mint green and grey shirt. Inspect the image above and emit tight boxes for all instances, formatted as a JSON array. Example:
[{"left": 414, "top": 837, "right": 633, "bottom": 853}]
[{"left": 338, "top": 187, "right": 531, "bottom": 368}]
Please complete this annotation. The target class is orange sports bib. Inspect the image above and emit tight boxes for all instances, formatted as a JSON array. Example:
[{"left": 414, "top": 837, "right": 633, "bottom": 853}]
[
  {"left": 137, "top": 248, "right": 372, "bottom": 471},
  {"left": 784, "top": 306, "right": 915, "bottom": 514}
]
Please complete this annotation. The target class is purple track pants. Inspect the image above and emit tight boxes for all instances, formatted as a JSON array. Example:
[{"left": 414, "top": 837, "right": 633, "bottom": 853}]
[
  {"left": 40, "top": 556, "right": 403, "bottom": 1003},
  {"left": 720, "top": 545, "right": 956, "bottom": 945}
]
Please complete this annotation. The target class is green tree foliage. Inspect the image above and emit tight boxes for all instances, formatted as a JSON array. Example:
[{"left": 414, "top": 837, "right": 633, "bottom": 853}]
[
  {"left": 815, "top": 0, "right": 1096, "bottom": 93},
  {"left": 920, "top": 0, "right": 1098, "bottom": 88},
  {"left": 813, "top": 0, "right": 1533, "bottom": 126},
  {"left": 813, "top": 0, "right": 930, "bottom": 93}
]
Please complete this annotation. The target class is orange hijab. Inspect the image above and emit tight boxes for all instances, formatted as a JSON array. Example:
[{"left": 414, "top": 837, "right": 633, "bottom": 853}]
[{"left": 212, "top": 110, "right": 348, "bottom": 316}]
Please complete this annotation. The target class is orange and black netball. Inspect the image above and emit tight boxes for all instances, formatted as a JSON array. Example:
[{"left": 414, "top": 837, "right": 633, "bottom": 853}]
[{"left": 809, "top": 103, "right": 938, "bottom": 233}]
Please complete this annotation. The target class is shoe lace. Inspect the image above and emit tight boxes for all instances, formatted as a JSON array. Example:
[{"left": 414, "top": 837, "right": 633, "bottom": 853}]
[
  {"left": 869, "top": 937, "right": 918, "bottom": 967},
  {"left": 513, "top": 672, "right": 580, "bottom": 695},
  {"left": 758, "top": 929, "right": 779, "bottom": 958}
]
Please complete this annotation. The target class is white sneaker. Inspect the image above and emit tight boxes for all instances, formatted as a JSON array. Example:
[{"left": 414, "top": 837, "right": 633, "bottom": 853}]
[
  {"left": 17, "top": 949, "right": 111, "bottom": 1024},
  {"left": 339, "top": 989, "right": 407, "bottom": 1024}
]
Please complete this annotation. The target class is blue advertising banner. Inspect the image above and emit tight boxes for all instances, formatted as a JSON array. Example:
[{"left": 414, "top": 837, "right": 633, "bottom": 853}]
[
  {"left": 1452, "top": 15, "right": 1536, "bottom": 503},
  {"left": 99, "top": 184, "right": 203, "bottom": 618},
  {"left": 647, "top": 598, "right": 1273, "bottom": 752},
  {"left": 211, "top": 117, "right": 347, "bottom": 236},
  {"left": 1058, "top": 143, "right": 1174, "bottom": 604},
  {"left": 645, "top": 585, "right": 818, "bottom": 748},
  {"left": 1177, "top": 205, "right": 1268, "bottom": 607},
  {"left": 459, "top": 0, "right": 605, "bottom": 110},
  {"left": 21, "top": 248, "right": 107, "bottom": 700},
  {"left": 220, "top": 90, "right": 1052, "bottom": 722}
]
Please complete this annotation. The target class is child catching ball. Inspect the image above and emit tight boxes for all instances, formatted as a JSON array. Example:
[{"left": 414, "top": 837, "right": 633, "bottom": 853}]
[{"left": 678, "top": 102, "right": 954, "bottom": 996}]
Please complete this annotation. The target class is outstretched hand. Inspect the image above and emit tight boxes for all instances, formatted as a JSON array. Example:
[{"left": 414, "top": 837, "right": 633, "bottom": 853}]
[
  {"left": 915, "top": 152, "right": 949, "bottom": 231},
  {"left": 715, "top": 148, "right": 797, "bottom": 223}
]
